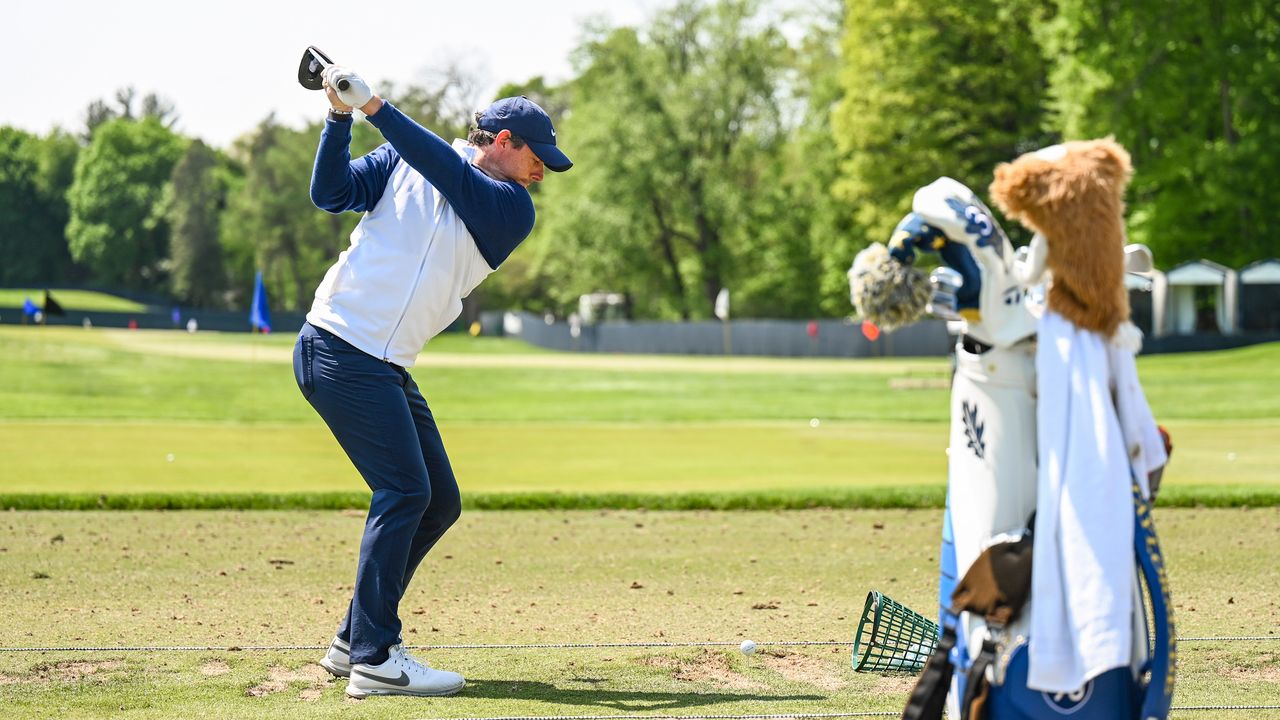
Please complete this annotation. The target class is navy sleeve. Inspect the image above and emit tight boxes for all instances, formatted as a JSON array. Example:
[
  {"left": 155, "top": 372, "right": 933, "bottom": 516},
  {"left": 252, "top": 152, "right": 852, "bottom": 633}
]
[
  {"left": 309, "top": 118, "right": 399, "bottom": 214},
  {"left": 364, "top": 101, "right": 536, "bottom": 268}
]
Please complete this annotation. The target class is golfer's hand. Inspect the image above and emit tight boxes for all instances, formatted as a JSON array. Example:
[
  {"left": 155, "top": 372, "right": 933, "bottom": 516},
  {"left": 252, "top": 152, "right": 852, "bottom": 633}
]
[
  {"left": 323, "top": 66, "right": 374, "bottom": 109},
  {"left": 325, "top": 84, "right": 354, "bottom": 113}
]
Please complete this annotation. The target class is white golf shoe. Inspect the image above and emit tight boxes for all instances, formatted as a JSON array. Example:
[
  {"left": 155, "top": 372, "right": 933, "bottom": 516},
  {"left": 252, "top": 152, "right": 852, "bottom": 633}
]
[
  {"left": 346, "top": 644, "right": 465, "bottom": 698},
  {"left": 318, "top": 636, "right": 352, "bottom": 678},
  {"left": 318, "top": 634, "right": 406, "bottom": 679}
]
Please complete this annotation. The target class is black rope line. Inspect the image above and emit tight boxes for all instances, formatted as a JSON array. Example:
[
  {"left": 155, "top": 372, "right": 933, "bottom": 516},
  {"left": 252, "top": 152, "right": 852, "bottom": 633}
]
[{"left": 2, "top": 634, "right": 1275, "bottom": 653}]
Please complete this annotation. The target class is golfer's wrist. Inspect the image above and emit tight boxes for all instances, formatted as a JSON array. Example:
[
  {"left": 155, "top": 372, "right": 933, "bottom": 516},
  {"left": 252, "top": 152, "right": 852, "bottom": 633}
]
[{"left": 328, "top": 108, "right": 353, "bottom": 122}]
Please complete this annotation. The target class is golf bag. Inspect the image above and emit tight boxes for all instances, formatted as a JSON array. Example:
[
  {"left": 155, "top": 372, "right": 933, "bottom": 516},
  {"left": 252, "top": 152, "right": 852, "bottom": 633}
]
[{"left": 884, "top": 179, "right": 1174, "bottom": 720}]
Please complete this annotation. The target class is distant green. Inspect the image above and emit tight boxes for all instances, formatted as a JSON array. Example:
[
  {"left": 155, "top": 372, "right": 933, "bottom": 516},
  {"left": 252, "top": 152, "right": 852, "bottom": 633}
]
[
  {"left": 0, "top": 289, "right": 148, "bottom": 313},
  {"left": 0, "top": 327, "right": 1276, "bottom": 506}
]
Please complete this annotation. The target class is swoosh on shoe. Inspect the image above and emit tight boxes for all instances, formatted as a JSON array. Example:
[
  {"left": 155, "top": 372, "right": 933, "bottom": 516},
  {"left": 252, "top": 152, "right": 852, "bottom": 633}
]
[{"left": 356, "top": 670, "right": 412, "bottom": 687}]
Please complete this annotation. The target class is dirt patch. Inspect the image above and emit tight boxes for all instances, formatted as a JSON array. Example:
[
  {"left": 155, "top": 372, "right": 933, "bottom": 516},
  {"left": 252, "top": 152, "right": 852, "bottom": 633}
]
[
  {"left": 1225, "top": 665, "right": 1280, "bottom": 683},
  {"left": 29, "top": 660, "right": 126, "bottom": 683},
  {"left": 199, "top": 660, "right": 230, "bottom": 676},
  {"left": 641, "top": 650, "right": 766, "bottom": 690},
  {"left": 245, "top": 663, "right": 331, "bottom": 698},
  {"left": 759, "top": 650, "right": 847, "bottom": 691}
]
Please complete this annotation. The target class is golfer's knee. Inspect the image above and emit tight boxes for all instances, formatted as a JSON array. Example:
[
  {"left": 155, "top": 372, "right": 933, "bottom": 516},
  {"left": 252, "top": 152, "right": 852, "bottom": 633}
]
[
  {"left": 433, "top": 488, "right": 462, "bottom": 530},
  {"left": 371, "top": 486, "right": 432, "bottom": 517}
]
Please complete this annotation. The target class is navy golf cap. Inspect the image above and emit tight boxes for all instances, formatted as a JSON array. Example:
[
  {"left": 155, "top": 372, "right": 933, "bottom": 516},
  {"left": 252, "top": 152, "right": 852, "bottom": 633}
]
[{"left": 477, "top": 96, "right": 572, "bottom": 172}]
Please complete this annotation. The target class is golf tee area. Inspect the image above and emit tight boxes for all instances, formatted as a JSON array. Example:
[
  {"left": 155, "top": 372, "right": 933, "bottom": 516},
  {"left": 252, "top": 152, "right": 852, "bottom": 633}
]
[{"left": 1, "top": 326, "right": 1278, "bottom": 718}]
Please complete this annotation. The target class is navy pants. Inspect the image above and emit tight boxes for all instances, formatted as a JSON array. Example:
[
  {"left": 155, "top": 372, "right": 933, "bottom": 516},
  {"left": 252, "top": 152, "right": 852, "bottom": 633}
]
[{"left": 293, "top": 322, "right": 461, "bottom": 665}]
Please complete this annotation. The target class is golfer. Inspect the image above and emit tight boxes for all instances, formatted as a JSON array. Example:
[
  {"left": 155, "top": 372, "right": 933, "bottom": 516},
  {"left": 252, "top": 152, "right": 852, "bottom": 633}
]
[{"left": 292, "top": 65, "right": 571, "bottom": 698}]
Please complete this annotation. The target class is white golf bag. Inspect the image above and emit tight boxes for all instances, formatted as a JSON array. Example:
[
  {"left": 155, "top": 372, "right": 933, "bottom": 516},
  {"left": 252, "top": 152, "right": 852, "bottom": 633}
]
[{"left": 874, "top": 179, "right": 1173, "bottom": 720}]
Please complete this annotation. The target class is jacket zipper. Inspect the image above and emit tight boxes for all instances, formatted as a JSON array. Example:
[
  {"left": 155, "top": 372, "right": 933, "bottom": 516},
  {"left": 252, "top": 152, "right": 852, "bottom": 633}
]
[{"left": 381, "top": 213, "right": 443, "bottom": 362}]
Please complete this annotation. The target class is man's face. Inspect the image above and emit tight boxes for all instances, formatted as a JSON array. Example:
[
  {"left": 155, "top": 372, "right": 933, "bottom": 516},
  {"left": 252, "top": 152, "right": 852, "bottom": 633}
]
[{"left": 489, "top": 130, "right": 544, "bottom": 187}]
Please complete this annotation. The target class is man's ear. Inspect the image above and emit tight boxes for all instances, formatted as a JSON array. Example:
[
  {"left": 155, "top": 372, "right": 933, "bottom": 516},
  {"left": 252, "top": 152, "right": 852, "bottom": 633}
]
[{"left": 494, "top": 129, "right": 512, "bottom": 147}]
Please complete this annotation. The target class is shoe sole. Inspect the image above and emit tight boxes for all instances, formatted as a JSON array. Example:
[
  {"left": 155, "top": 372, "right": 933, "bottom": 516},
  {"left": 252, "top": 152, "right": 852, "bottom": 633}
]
[
  {"left": 345, "top": 680, "right": 465, "bottom": 698},
  {"left": 318, "top": 657, "right": 351, "bottom": 679}
]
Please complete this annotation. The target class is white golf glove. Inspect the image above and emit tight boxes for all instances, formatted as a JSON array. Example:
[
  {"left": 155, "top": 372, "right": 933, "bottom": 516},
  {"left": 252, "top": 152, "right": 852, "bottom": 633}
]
[{"left": 323, "top": 66, "right": 374, "bottom": 108}]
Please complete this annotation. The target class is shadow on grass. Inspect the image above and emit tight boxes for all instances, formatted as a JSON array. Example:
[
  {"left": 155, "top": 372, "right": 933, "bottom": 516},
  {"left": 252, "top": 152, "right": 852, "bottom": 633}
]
[{"left": 462, "top": 678, "right": 826, "bottom": 711}]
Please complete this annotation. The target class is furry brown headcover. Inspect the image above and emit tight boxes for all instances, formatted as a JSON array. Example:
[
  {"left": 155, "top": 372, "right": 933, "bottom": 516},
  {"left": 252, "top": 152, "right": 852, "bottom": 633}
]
[{"left": 989, "top": 138, "right": 1132, "bottom": 337}]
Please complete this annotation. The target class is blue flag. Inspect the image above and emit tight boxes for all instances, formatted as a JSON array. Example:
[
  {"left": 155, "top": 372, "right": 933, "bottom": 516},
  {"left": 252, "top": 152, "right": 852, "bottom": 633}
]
[{"left": 249, "top": 271, "right": 271, "bottom": 333}]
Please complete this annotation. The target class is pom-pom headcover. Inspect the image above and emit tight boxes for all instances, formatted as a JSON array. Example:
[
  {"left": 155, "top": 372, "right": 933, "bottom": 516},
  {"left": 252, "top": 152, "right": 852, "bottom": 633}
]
[
  {"left": 848, "top": 242, "right": 932, "bottom": 332},
  {"left": 989, "top": 138, "right": 1133, "bottom": 337}
]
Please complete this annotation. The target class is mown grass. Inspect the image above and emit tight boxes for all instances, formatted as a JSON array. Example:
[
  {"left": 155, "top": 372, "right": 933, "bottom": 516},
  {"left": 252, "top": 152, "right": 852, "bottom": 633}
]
[
  {"left": 0, "top": 326, "right": 953, "bottom": 423},
  {"left": 0, "top": 508, "right": 1276, "bottom": 719},
  {"left": 0, "top": 327, "right": 1277, "bottom": 508},
  {"left": 0, "top": 419, "right": 1275, "bottom": 502},
  {"left": 4, "top": 327, "right": 1277, "bottom": 422},
  {"left": 0, "top": 289, "right": 149, "bottom": 313}
]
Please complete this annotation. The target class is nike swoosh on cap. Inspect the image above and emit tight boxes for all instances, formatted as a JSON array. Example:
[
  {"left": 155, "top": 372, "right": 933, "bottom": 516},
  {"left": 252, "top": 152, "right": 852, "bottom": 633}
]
[{"left": 357, "top": 669, "right": 412, "bottom": 686}]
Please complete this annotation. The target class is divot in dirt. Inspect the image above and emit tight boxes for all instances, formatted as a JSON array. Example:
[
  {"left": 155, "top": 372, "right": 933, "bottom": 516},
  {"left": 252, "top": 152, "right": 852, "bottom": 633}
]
[
  {"left": 199, "top": 660, "right": 230, "bottom": 676},
  {"left": 759, "top": 650, "right": 847, "bottom": 691},
  {"left": 245, "top": 663, "right": 331, "bottom": 698},
  {"left": 29, "top": 660, "right": 126, "bottom": 683},
  {"left": 641, "top": 650, "right": 766, "bottom": 690}
]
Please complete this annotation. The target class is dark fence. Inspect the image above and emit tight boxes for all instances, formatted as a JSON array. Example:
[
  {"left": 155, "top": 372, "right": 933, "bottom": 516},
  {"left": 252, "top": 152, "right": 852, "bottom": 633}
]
[
  {"left": 485, "top": 311, "right": 953, "bottom": 358},
  {"left": 1141, "top": 332, "right": 1280, "bottom": 354},
  {"left": 486, "top": 311, "right": 1279, "bottom": 358},
  {"left": 5, "top": 304, "right": 1273, "bottom": 357}
]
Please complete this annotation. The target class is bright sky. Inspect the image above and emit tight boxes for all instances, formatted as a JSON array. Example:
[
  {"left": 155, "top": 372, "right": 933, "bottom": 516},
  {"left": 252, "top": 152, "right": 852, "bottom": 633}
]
[{"left": 11, "top": 0, "right": 658, "bottom": 149}]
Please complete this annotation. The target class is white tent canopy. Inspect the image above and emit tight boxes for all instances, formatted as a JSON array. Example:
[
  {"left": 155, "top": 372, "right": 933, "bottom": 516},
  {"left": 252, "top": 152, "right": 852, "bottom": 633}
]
[
  {"left": 1239, "top": 259, "right": 1280, "bottom": 284},
  {"left": 1162, "top": 260, "right": 1238, "bottom": 335}
]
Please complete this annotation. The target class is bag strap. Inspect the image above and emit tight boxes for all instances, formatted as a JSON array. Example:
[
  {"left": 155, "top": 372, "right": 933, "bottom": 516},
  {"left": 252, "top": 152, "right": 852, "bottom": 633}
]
[
  {"left": 901, "top": 626, "right": 957, "bottom": 720},
  {"left": 959, "top": 637, "right": 997, "bottom": 720}
]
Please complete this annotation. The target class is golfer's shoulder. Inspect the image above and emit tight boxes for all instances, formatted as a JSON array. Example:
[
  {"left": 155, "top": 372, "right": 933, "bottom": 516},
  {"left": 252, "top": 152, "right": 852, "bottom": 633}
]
[
  {"left": 468, "top": 165, "right": 535, "bottom": 219},
  {"left": 457, "top": 172, "right": 535, "bottom": 266}
]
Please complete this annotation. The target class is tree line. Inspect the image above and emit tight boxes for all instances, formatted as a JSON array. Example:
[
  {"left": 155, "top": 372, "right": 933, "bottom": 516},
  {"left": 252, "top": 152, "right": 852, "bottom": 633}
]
[{"left": 2, "top": 0, "right": 1275, "bottom": 319}]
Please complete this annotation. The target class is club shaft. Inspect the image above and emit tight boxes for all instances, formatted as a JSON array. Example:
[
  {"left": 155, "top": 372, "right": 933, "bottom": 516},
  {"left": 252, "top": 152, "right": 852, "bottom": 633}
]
[{"left": 309, "top": 49, "right": 349, "bottom": 91}]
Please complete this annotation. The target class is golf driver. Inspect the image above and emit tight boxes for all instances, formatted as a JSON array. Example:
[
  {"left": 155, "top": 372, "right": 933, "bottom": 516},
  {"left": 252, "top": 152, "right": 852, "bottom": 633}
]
[{"left": 298, "top": 46, "right": 348, "bottom": 92}]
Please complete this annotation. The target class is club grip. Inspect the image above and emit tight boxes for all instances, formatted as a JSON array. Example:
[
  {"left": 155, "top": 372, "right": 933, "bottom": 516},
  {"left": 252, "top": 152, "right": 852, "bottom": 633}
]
[{"left": 337, "top": 79, "right": 350, "bottom": 91}]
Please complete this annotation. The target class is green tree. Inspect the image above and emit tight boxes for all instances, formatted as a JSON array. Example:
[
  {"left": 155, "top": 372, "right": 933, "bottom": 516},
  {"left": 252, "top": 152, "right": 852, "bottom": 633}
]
[
  {"left": 1041, "top": 0, "right": 1280, "bottom": 267},
  {"left": 0, "top": 128, "right": 78, "bottom": 284},
  {"left": 530, "top": 0, "right": 793, "bottom": 319},
  {"left": 833, "top": 0, "right": 1054, "bottom": 246},
  {"left": 748, "top": 0, "right": 861, "bottom": 317},
  {"left": 164, "top": 140, "right": 228, "bottom": 307},
  {"left": 65, "top": 118, "right": 186, "bottom": 291},
  {"left": 221, "top": 116, "right": 357, "bottom": 311}
]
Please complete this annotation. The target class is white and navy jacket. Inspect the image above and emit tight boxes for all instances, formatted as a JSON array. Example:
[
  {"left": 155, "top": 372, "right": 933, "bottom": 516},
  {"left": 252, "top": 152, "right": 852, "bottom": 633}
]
[{"left": 306, "top": 102, "right": 535, "bottom": 368}]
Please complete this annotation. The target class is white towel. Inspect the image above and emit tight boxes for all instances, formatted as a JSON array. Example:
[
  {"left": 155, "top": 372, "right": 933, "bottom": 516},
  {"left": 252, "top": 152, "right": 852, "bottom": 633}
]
[
  {"left": 1027, "top": 311, "right": 1166, "bottom": 693},
  {"left": 1108, "top": 323, "right": 1168, "bottom": 497}
]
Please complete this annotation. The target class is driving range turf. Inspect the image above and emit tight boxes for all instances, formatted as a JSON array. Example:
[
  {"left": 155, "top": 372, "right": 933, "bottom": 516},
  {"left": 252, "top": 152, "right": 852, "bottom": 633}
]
[
  {"left": 0, "top": 326, "right": 1278, "bottom": 717},
  {"left": 1, "top": 508, "right": 1278, "bottom": 718}
]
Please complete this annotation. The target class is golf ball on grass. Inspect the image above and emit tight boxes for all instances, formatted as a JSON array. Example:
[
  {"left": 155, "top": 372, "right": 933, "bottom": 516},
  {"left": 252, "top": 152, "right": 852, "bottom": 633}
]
[{"left": 740, "top": 640, "right": 757, "bottom": 655}]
